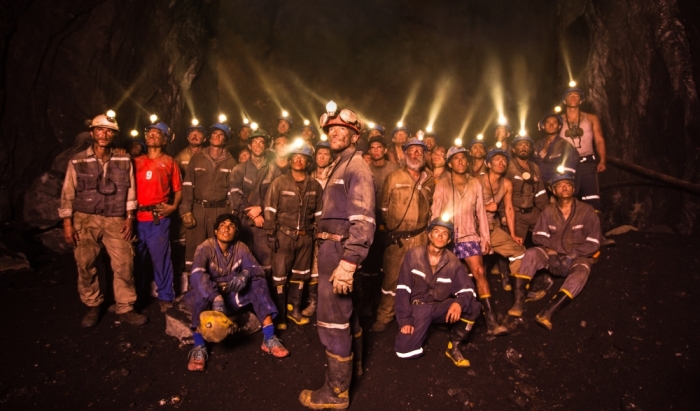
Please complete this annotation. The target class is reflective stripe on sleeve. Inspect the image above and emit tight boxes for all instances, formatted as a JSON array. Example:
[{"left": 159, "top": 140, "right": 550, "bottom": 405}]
[
  {"left": 230, "top": 188, "right": 243, "bottom": 194},
  {"left": 586, "top": 237, "right": 600, "bottom": 244},
  {"left": 349, "top": 215, "right": 376, "bottom": 224},
  {"left": 182, "top": 182, "right": 193, "bottom": 186},
  {"left": 535, "top": 231, "right": 550, "bottom": 237},
  {"left": 535, "top": 190, "right": 546, "bottom": 197},
  {"left": 191, "top": 267, "right": 204, "bottom": 273},
  {"left": 411, "top": 269, "right": 426, "bottom": 278},
  {"left": 265, "top": 206, "right": 277, "bottom": 213},
  {"left": 509, "top": 253, "right": 525, "bottom": 261},
  {"left": 455, "top": 288, "right": 477, "bottom": 297},
  {"left": 582, "top": 195, "right": 600, "bottom": 200},
  {"left": 315, "top": 211, "right": 322, "bottom": 216},
  {"left": 381, "top": 288, "right": 396, "bottom": 296},
  {"left": 396, "top": 284, "right": 411, "bottom": 293}
]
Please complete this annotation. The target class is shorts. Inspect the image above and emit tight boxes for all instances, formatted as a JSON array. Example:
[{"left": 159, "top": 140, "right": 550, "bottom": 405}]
[{"left": 453, "top": 241, "right": 482, "bottom": 259}]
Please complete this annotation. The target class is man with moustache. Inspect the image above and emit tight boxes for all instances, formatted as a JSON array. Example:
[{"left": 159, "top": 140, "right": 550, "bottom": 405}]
[
  {"left": 533, "top": 113, "right": 580, "bottom": 194},
  {"left": 386, "top": 124, "right": 410, "bottom": 167},
  {"left": 468, "top": 136, "right": 488, "bottom": 177},
  {"left": 372, "top": 137, "right": 434, "bottom": 333}
]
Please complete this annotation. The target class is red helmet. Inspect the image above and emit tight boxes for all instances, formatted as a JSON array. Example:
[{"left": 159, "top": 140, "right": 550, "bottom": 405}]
[{"left": 319, "top": 105, "right": 362, "bottom": 135}]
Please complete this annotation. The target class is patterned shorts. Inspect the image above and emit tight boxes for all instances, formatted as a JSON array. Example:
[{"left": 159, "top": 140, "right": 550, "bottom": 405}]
[{"left": 453, "top": 241, "right": 482, "bottom": 259}]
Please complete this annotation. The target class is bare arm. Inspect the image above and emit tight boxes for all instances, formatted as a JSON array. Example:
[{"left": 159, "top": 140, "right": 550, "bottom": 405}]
[
  {"left": 502, "top": 179, "right": 522, "bottom": 244},
  {"left": 589, "top": 113, "right": 606, "bottom": 172}
]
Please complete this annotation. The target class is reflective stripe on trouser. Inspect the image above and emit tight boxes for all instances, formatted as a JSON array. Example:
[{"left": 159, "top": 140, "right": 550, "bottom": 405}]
[
  {"left": 184, "top": 276, "right": 277, "bottom": 329},
  {"left": 317, "top": 239, "right": 359, "bottom": 357},
  {"left": 518, "top": 246, "right": 592, "bottom": 298},
  {"left": 271, "top": 231, "right": 313, "bottom": 286},
  {"left": 514, "top": 208, "right": 541, "bottom": 240},
  {"left": 72, "top": 212, "right": 136, "bottom": 314},
  {"left": 135, "top": 218, "right": 176, "bottom": 301},
  {"left": 395, "top": 298, "right": 480, "bottom": 358},
  {"left": 575, "top": 162, "right": 603, "bottom": 212},
  {"left": 184, "top": 203, "right": 229, "bottom": 271},
  {"left": 489, "top": 226, "right": 526, "bottom": 275},
  {"left": 376, "top": 232, "right": 427, "bottom": 324}
]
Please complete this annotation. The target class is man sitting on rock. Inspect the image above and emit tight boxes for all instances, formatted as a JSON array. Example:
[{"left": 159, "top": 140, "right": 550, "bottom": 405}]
[
  {"left": 184, "top": 213, "right": 289, "bottom": 372},
  {"left": 394, "top": 216, "right": 481, "bottom": 367}
]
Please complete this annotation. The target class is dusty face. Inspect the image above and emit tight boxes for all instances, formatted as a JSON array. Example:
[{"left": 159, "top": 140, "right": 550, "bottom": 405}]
[
  {"left": 404, "top": 145, "right": 425, "bottom": 171},
  {"left": 145, "top": 128, "right": 166, "bottom": 147},
  {"left": 363, "top": 153, "right": 372, "bottom": 164},
  {"left": 368, "top": 129, "right": 383, "bottom": 139},
  {"left": 369, "top": 141, "right": 387, "bottom": 161},
  {"left": 238, "top": 126, "right": 251, "bottom": 142},
  {"left": 210, "top": 129, "right": 227, "bottom": 148},
  {"left": 393, "top": 130, "right": 409, "bottom": 145},
  {"left": 328, "top": 125, "right": 357, "bottom": 152},
  {"left": 90, "top": 127, "right": 116, "bottom": 148},
  {"left": 513, "top": 140, "right": 532, "bottom": 160},
  {"left": 494, "top": 126, "right": 510, "bottom": 142},
  {"left": 273, "top": 136, "right": 289, "bottom": 157},
  {"left": 315, "top": 148, "right": 332, "bottom": 168},
  {"left": 238, "top": 149, "right": 251, "bottom": 163},
  {"left": 248, "top": 136, "right": 267, "bottom": 157},
  {"left": 301, "top": 127, "right": 315, "bottom": 142},
  {"left": 424, "top": 137, "right": 436, "bottom": 151},
  {"left": 277, "top": 119, "right": 291, "bottom": 134},
  {"left": 552, "top": 179, "right": 575, "bottom": 199},
  {"left": 544, "top": 117, "right": 561, "bottom": 135},
  {"left": 432, "top": 147, "right": 446, "bottom": 168},
  {"left": 488, "top": 154, "right": 508, "bottom": 175},
  {"left": 129, "top": 141, "right": 143, "bottom": 157},
  {"left": 188, "top": 130, "right": 205, "bottom": 146},
  {"left": 470, "top": 143, "right": 486, "bottom": 160},
  {"left": 290, "top": 153, "right": 309, "bottom": 172},
  {"left": 215, "top": 219, "right": 237, "bottom": 243},
  {"left": 429, "top": 225, "right": 452, "bottom": 249},
  {"left": 564, "top": 92, "right": 582, "bottom": 107},
  {"left": 449, "top": 152, "right": 469, "bottom": 175}
]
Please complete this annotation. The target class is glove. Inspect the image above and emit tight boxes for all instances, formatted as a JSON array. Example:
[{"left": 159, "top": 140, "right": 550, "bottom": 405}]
[
  {"left": 329, "top": 260, "right": 356, "bottom": 295},
  {"left": 228, "top": 273, "right": 249, "bottom": 293},
  {"left": 182, "top": 212, "right": 196, "bottom": 229},
  {"left": 267, "top": 234, "right": 279, "bottom": 252},
  {"left": 548, "top": 255, "right": 573, "bottom": 277},
  {"left": 212, "top": 298, "right": 225, "bottom": 313},
  {"left": 559, "top": 256, "right": 574, "bottom": 276}
]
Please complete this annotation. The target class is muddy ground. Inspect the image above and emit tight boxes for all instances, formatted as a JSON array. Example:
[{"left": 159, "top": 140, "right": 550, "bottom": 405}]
[{"left": 1, "top": 230, "right": 698, "bottom": 410}]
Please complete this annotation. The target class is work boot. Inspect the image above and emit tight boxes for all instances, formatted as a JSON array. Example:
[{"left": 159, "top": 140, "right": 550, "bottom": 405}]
[
  {"left": 535, "top": 291, "right": 571, "bottom": 331},
  {"left": 370, "top": 319, "right": 391, "bottom": 333},
  {"left": 507, "top": 277, "right": 530, "bottom": 317},
  {"left": 274, "top": 284, "right": 287, "bottom": 331},
  {"left": 81, "top": 306, "right": 101, "bottom": 328},
  {"left": 480, "top": 297, "right": 508, "bottom": 336},
  {"left": 117, "top": 310, "right": 148, "bottom": 326},
  {"left": 187, "top": 345, "right": 208, "bottom": 372},
  {"left": 445, "top": 320, "right": 473, "bottom": 367},
  {"left": 159, "top": 300, "right": 173, "bottom": 313},
  {"left": 261, "top": 335, "right": 290, "bottom": 358},
  {"left": 352, "top": 328, "right": 363, "bottom": 377},
  {"left": 287, "top": 281, "right": 310, "bottom": 326},
  {"left": 299, "top": 351, "right": 353, "bottom": 410},
  {"left": 301, "top": 280, "right": 318, "bottom": 317},
  {"left": 499, "top": 257, "right": 512, "bottom": 291}
]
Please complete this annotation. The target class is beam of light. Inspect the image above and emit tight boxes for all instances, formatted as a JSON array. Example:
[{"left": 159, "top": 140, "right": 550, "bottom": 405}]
[
  {"left": 427, "top": 76, "right": 452, "bottom": 131},
  {"left": 519, "top": 128, "right": 527, "bottom": 136},
  {"left": 560, "top": 41, "right": 573, "bottom": 83},
  {"left": 484, "top": 55, "right": 505, "bottom": 122},
  {"left": 218, "top": 69, "right": 247, "bottom": 121},
  {"left": 479, "top": 111, "right": 497, "bottom": 136},
  {"left": 400, "top": 81, "right": 421, "bottom": 124},
  {"left": 511, "top": 54, "right": 531, "bottom": 136},
  {"left": 457, "top": 89, "right": 487, "bottom": 139}
]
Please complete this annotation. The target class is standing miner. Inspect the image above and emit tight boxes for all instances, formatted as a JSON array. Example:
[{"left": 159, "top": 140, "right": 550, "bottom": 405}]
[
  {"left": 534, "top": 113, "right": 579, "bottom": 194},
  {"left": 179, "top": 120, "right": 237, "bottom": 285},
  {"left": 59, "top": 111, "right": 147, "bottom": 327},
  {"left": 264, "top": 141, "right": 323, "bottom": 328},
  {"left": 372, "top": 137, "right": 434, "bottom": 333},
  {"left": 299, "top": 104, "right": 375, "bottom": 410},
  {"left": 134, "top": 118, "right": 182, "bottom": 312},
  {"left": 507, "top": 171, "right": 601, "bottom": 328}
]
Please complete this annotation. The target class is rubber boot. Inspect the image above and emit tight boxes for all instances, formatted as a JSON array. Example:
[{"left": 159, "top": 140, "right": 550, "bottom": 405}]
[
  {"left": 499, "top": 257, "right": 512, "bottom": 291},
  {"left": 507, "top": 277, "right": 530, "bottom": 317},
  {"left": 351, "top": 313, "right": 363, "bottom": 377},
  {"left": 274, "top": 284, "right": 287, "bottom": 331},
  {"left": 299, "top": 351, "right": 353, "bottom": 410},
  {"left": 301, "top": 279, "right": 318, "bottom": 317},
  {"left": 481, "top": 296, "right": 508, "bottom": 336},
  {"left": 287, "top": 280, "right": 310, "bottom": 325},
  {"left": 445, "top": 319, "right": 473, "bottom": 367},
  {"left": 535, "top": 291, "right": 571, "bottom": 330}
]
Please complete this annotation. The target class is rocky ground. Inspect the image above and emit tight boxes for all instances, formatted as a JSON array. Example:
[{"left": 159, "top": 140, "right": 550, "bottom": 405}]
[{"left": 1, "top": 230, "right": 698, "bottom": 410}]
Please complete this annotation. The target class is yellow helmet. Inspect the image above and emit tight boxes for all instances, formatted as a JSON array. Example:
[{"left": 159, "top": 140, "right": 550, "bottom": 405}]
[{"left": 197, "top": 311, "right": 238, "bottom": 343}]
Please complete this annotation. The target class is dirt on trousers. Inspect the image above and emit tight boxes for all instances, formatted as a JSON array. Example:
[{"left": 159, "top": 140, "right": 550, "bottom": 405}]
[{"left": 0, "top": 230, "right": 698, "bottom": 411}]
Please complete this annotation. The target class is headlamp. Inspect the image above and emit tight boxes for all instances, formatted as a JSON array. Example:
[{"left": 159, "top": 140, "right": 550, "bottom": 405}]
[
  {"left": 554, "top": 106, "right": 562, "bottom": 113},
  {"left": 498, "top": 114, "right": 507, "bottom": 125},
  {"left": 454, "top": 137, "right": 463, "bottom": 147},
  {"left": 303, "top": 119, "right": 310, "bottom": 126},
  {"left": 251, "top": 122, "right": 259, "bottom": 131},
  {"left": 441, "top": 212, "right": 451, "bottom": 222},
  {"left": 218, "top": 114, "right": 227, "bottom": 123},
  {"left": 397, "top": 120, "right": 403, "bottom": 128},
  {"left": 326, "top": 101, "right": 337, "bottom": 116},
  {"left": 282, "top": 110, "right": 289, "bottom": 118},
  {"left": 477, "top": 134, "right": 484, "bottom": 141},
  {"left": 368, "top": 122, "right": 375, "bottom": 128},
  {"left": 557, "top": 165, "right": 565, "bottom": 174},
  {"left": 191, "top": 118, "right": 199, "bottom": 126},
  {"left": 519, "top": 129, "right": 526, "bottom": 136},
  {"left": 426, "top": 125, "right": 433, "bottom": 133},
  {"left": 320, "top": 134, "right": 328, "bottom": 141},
  {"left": 243, "top": 118, "right": 249, "bottom": 124},
  {"left": 569, "top": 80, "right": 577, "bottom": 88},
  {"left": 149, "top": 114, "right": 158, "bottom": 123},
  {"left": 130, "top": 130, "right": 138, "bottom": 137},
  {"left": 106, "top": 110, "right": 116, "bottom": 120},
  {"left": 292, "top": 138, "right": 304, "bottom": 149},
  {"left": 496, "top": 141, "right": 502, "bottom": 148},
  {"left": 416, "top": 130, "right": 425, "bottom": 141}
]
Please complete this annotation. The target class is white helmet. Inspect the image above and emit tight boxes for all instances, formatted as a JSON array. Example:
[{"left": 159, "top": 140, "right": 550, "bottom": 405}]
[{"left": 90, "top": 114, "right": 120, "bottom": 132}]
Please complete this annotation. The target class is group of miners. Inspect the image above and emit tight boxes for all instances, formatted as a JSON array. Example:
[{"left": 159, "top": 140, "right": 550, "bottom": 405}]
[{"left": 60, "top": 81, "right": 605, "bottom": 410}]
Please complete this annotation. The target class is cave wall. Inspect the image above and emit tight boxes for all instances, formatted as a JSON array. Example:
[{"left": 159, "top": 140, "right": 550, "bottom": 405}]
[
  {"left": 0, "top": 0, "right": 217, "bottom": 222},
  {"left": 557, "top": 0, "right": 700, "bottom": 233}
]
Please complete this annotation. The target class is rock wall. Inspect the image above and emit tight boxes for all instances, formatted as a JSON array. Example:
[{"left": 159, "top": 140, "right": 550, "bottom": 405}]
[{"left": 557, "top": 0, "right": 700, "bottom": 233}]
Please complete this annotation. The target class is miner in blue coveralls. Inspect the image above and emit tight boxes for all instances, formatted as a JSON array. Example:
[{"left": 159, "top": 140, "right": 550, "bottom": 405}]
[{"left": 299, "top": 101, "right": 376, "bottom": 410}]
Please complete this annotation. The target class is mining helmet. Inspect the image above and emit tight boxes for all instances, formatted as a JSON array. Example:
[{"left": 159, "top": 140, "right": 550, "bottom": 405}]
[
  {"left": 249, "top": 128, "right": 270, "bottom": 144},
  {"left": 145, "top": 120, "right": 172, "bottom": 141},
  {"left": 486, "top": 148, "right": 510, "bottom": 164},
  {"left": 300, "top": 124, "right": 317, "bottom": 135},
  {"left": 468, "top": 136, "right": 486, "bottom": 150},
  {"left": 562, "top": 87, "right": 585, "bottom": 102},
  {"left": 425, "top": 130, "right": 438, "bottom": 139},
  {"left": 210, "top": 122, "right": 232, "bottom": 139},
  {"left": 538, "top": 113, "right": 563, "bottom": 131},
  {"left": 428, "top": 215, "right": 455, "bottom": 235},
  {"left": 319, "top": 105, "right": 362, "bottom": 135},
  {"left": 511, "top": 134, "right": 534, "bottom": 146},
  {"left": 402, "top": 137, "right": 428, "bottom": 152},
  {"left": 90, "top": 113, "right": 120, "bottom": 132},
  {"left": 370, "top": 123, "right": 386, "bottom": 134},
  {"left": 288, "top": 139, "right": 314, "bottom": 158},
  {"left": 197, "top": 311, "right": 238, "bottom": 343},
  {"left": 549, "top": 168, "right": 576, "bottom": 190},
  {"left": 368, "top": 136, "right": 387, "bottom": 147},
  {"left": 494, "top": 122, "right": 512, "bottom": 134},
  {"left": 279, "top": 113, "right": 294, "bottom": 128},
  {"left": 391, "top": 125, "right": 410, "bottom": 137},
  {"left": 315, "top": 140, "right": 331, "bottom": 150},
  {"left": 446, "top": 146, "right": 468, "bottom": 162},
  {"left": 187, "top": 121, "right": 206, "bottom": 134}
]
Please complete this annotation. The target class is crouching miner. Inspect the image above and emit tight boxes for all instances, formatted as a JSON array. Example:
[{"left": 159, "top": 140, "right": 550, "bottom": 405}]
[
  {"left": 184, "top": 213, "right": 289, "bottom": 372},
  {"left": 507, "top": 171, "right": 601, "bottom": 329},
  {"left": 394, "top": 217, "right": 480, "bottom": 367}
]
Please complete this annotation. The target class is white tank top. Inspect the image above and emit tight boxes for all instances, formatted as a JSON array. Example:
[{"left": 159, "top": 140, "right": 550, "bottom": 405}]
[{"left": 560, "top": 112, "right": 594, "bottom": 156}]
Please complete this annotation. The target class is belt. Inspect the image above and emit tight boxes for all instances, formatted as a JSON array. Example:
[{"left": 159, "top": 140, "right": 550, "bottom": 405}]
[
  {"left": 281, "top": 227, "right": 312, "bottom": 237},
  {"left": 316, "top": 232, "right": 346, "bottom": 242},
  {"left": 194, "top": 199, "right": 228, "bottom": 208},
  {"left": 388, "top": 226, "right": 426, "bottom": 239},
  {"left": 138, "top": 205, "right": 157, "bottom": 212},
  {"left": 516, "top": 207, "right": 533, "bottom": 214},
  {"left": 580, "top": 154, "right": 597, "bottom": 163},
  {"left": 411, "top": 300, "right": 426, "bottom": 305}
]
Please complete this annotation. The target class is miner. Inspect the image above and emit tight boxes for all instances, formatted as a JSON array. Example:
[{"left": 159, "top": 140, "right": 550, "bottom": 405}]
[
  {"left": 386, "top": 124, "right": 410, "bottom": 167},
  {"left": 185, "top": 213, "right": 289, "bottom": 372},
  {"left": 507, "top": 171, "right": 601, "bottom": 329},
  {"left": 263, "top": 140, "right": 323, "bottom": 328},
  {"left": 179, "top": 120, "right": 237, "bottom": 285},
  {"left": 432, "top": 146, "right": 508, "bottom": 335},
  {"left": 301, "top": 122, "right": 318, "bottom": 145},
  {"left": 174, "top": 120, "right": 206, "bottom": 180},
  {"left": 468, "top": 136, "right": 488, "bottom": 177},
  {"left": 134, "top": 119, "right": 182, "bottom": 312},
  {"left": 423, "top": 131, "right": 438, "bottom": 169},
  {"left": 278, "top": 112, "right": 293, "bottom": 135},
  {"left": 533, "top": 113, "right": 579, "bottom": 194},
  {"left": 270, "top": 133, "right": 291, "bottom": 175},
  {"left": 226, "top": 122, "right": 252, "bottom": 159},
  {"left": 59, "top": 111, "right": 147, "bottom": 327},
  {"left": 372, "top": 137, "right": 434, "bottom": 333},
  {"left": 299, "top": 104, "right": 375, "bottom": 410},
  {"left": 394, "top": 217, "right": 481, "bottom": 367},
  {"left": 431, "top": 146, "right": 448, "bottom": 180},
  {"left": 488, "top": 122, "right": 512, "bottom": 152}
]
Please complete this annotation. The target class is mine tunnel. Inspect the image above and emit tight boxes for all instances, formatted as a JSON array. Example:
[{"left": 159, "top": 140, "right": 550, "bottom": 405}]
[{"left": 1, "top": 1, "right": 699, "bottom": 410}]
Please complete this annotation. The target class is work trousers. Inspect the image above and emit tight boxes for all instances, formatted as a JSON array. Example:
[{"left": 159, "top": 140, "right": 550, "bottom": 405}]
[
  {"left": 489, "top": 226, "right": 526, "bottom": 274},
  {"left": 376, "top": 232, "right": 428, "bottom": 324},
  {"left": 513, "top": 208, "right": 541, "bottom": 240},
  {"left": 185, "top": 276, "right": 277, "bottom": 329},
  {"left": 317, "top": 239, "right": 362, "bottom": 357},
  {"left": 184, "top": 202, "right": 229, "bottom": 272},
  {"left": 135, "top": 218, "right": 175, "bottom": 302},
  {"left": 518, "top": 246, "right": 592, "bottom": 298},
  {"left": 576, "top": 162, "right": 603, "bottom": 212},
  {"left": 271, "top": 231, "right": 313, "bottom": 286},
  {"left": 72, "top": 212, "right": 136, "bottom": 314},
  {"left": 395, "top": 298, "right": 480, "bottom": 358}
]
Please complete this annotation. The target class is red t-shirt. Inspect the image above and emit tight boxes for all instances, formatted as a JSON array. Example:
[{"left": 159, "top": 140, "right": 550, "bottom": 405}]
[{"left": 134, "top": 154, "right": 182, "bottom": 222}]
